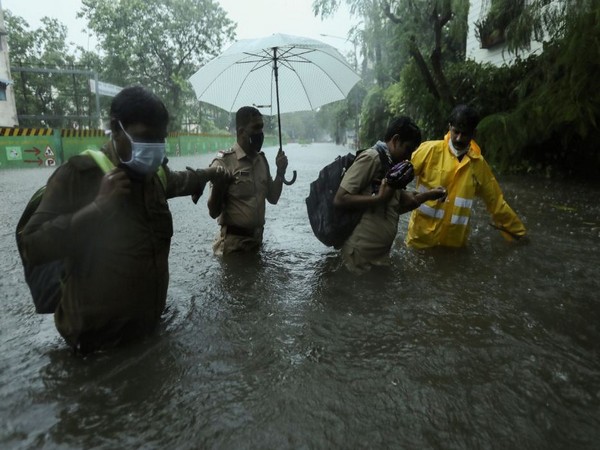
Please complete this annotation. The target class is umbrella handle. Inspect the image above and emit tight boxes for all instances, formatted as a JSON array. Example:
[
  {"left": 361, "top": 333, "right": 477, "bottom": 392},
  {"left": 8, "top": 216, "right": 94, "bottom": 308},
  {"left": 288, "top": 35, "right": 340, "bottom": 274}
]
[{"left": 282, "top": 170, "right": 297, "bottom": 186}]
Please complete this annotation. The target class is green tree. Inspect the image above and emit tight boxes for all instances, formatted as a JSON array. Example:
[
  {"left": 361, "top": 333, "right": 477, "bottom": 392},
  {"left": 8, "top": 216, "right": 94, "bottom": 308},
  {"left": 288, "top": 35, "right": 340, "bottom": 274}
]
[
  {"left": 314, "top": 1, "right": 467, "bottom": 102},
  {"left": 476, "top": 2, "right": 600, "bottom": 177},
  {"left": 78, "top": 0, "right": 236, "bottom": 130},
  {"left": 489, "top": 0, "right": 583, "bottom": 55},
  {"left": 313, "top": 0, "right": 468, "bottom": 144},
  {"left": 382, "top": 0, "right": 468, "bottom": 108},
  {"left": 5, "top": 11, "right": 88, "bottom": 128},
  {"left": 317, "top": 101, "right": 349, "bottom": 145},
  {"left": 75, "top": 48, "right": 114, "bottom": 127},
  {"left": 359, "top": 85, "right": 388, "bottom": 144}
]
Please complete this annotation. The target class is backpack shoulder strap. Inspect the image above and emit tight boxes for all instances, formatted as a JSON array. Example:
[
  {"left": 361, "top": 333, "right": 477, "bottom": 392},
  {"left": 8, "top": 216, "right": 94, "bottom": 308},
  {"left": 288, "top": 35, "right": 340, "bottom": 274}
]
[
  {"left": 80, "top": 149, "right": 115, "bottom": 173},
  {"left": 372, "top": 144, "right": 393, "bottom": 173},
  {"left": 156, "top": 166, "right": 167, "bottom": 190},
  {"left": 356, "top": 144, "right": 392, "bottom": 177},
  {"left": 79, "top": 149, "right": 167, "bottom": 190}
]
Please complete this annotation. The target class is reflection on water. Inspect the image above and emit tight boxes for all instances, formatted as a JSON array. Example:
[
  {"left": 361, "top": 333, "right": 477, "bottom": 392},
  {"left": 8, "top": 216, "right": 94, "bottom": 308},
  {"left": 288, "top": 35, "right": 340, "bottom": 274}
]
[{"left": 1, "top": 143, "right": 599, "bottom": 449}]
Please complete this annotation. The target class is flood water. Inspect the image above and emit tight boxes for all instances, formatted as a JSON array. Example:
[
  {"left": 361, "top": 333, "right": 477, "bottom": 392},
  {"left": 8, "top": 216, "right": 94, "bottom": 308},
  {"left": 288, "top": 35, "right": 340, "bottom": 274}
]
[{"left": 1, "top": 143, "right": 599, "bottom": 449}]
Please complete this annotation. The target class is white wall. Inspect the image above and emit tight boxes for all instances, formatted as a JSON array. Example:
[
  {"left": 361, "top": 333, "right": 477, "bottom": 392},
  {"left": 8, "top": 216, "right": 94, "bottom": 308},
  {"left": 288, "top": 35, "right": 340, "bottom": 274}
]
[
  {"left": 0, "top": 1, "right": 18, "bottom": 127},
  {"left": 466, "top": 0, "right": 543, "bottom": 66}
]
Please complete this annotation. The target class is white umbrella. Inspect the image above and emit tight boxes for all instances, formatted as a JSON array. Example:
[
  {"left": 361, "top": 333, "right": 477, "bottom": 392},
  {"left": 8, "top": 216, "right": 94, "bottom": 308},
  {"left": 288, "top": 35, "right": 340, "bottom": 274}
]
[{"left": 189, "top": 33, "right": 361, "bottom": 185}]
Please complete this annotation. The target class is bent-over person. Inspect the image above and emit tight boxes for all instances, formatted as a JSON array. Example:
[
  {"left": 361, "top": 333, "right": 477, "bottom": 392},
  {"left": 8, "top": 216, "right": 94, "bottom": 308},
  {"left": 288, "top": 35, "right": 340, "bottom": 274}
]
[{"left": 334, "top": 117, "right": 446, "bottom": 273}]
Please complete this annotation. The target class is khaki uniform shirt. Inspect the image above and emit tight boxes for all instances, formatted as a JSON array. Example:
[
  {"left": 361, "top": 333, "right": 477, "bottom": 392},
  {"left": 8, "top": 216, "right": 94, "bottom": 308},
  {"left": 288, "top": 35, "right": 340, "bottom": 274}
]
[
  {"left": 339, "top": 146, "right": 403, "bottom": 273},
  {"left": 22, "top": 143, "right": 209, "bottom": 353},
  {"left": 209, "top": 143, "right": 276, "bottom": 255}
]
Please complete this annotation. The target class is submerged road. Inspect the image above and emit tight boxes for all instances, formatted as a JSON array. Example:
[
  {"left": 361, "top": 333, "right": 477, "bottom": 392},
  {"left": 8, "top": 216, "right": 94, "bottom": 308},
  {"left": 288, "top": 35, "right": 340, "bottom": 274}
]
[{"left": 1, "top": 143, "right": 599, "bottom": 449}]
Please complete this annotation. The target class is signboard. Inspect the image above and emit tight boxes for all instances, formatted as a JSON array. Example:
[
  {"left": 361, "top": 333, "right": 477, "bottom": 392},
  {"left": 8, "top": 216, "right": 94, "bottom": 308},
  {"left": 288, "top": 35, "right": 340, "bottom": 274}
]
[
  {"left": 6, "top": 146, "right": 21, "bottom": 160},
  {"left": 89, "top": 79, "right": 123, "bottom": 97}
]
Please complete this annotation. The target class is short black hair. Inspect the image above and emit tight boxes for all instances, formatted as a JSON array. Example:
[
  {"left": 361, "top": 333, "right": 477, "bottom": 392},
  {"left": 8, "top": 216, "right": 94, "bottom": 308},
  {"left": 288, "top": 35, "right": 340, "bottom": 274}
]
[
  {"left": 448, "top": 105, "right": 480, "bottom": 132},
  {"left": 236, "top": 106, "right": 262, "bottom": 129},
  {"left": 110, "top": 85, "right": 169, "bottom": 129},
  {"left": 384, "top": 116, "right": 422, "bottom": 147}
]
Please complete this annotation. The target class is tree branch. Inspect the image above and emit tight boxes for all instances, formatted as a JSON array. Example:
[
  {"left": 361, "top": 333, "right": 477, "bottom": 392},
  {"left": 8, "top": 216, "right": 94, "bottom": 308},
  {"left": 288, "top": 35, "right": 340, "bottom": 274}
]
[
  {"left": 408, "top": 36, "right": 440, "bottom": 100},
  {"left": 382, "top": 1, "right": 402, "bottom": 24},
  {"left": 429, "top": 3, "right": 456, "bottom": 106}
]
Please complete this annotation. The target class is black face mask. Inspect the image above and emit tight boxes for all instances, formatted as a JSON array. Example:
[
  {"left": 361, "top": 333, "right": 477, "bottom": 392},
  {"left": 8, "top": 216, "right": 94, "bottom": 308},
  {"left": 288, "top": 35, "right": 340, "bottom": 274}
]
[{"left": 248, "top": 132, "right": 264, "bottom": 151}]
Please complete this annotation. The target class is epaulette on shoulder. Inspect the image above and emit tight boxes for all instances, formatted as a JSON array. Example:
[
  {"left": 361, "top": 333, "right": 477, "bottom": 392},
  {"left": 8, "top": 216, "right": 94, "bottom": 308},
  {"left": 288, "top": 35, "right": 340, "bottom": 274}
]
[{"left": 216, "top": 148, "right": 235, "bottom": 158}]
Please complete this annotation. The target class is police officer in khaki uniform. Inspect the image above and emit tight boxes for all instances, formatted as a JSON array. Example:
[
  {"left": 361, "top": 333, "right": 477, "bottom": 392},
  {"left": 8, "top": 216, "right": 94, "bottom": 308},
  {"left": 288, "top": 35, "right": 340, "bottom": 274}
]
[{"left": 208, "top": 106, "right": 289, "bottom": 255}]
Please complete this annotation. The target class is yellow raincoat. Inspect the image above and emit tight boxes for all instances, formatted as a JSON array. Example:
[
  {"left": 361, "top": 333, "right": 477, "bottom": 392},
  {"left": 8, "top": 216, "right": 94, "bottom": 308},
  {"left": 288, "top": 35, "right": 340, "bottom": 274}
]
[{"left": 406, "top": 133, "right": 526, "bottom": 249}]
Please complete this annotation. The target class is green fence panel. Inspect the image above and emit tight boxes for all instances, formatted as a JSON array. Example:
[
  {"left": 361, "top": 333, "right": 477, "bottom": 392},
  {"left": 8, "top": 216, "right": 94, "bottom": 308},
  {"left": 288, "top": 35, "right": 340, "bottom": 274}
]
[
  {"left": 0, "top": 128, "right": 62, "bottom": 170},
  {"left": 168, "top": 134, "right": 281, "bottom": 157},
  {"left": 61, "top": 130, "right": 108, "bottom": 161},
  {"left": 168, "top": 134, "right": 235, "bottom": 157},
  {"left": 1, "top": 130, "right": 284, "bottom": 171}
]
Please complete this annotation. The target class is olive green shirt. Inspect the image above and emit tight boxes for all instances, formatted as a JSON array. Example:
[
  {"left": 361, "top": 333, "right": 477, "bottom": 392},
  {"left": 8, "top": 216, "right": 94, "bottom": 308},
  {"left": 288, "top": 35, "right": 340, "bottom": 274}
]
[{"left": 22, "top": 143, "right": 209, "bottom": 353}]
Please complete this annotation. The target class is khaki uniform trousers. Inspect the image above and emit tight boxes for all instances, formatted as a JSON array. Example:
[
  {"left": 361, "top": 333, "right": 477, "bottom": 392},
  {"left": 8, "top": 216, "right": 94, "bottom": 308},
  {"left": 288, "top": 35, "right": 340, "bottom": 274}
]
[{"left": 213, "top": 225, "right": 264, "bottom": 256}]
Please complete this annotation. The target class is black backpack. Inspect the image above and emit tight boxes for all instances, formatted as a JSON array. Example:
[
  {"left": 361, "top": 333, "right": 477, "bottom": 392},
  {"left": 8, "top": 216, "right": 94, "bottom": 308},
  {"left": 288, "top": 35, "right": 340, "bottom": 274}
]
[
  {"left": 305, "top": 146, "right": 391, "bottom": 249},
  {"left": 15, "top": 186, "right": 64, "bottom": 313},
  {"left": 16, "top": 150, "right": 115, "bottom": 313}
]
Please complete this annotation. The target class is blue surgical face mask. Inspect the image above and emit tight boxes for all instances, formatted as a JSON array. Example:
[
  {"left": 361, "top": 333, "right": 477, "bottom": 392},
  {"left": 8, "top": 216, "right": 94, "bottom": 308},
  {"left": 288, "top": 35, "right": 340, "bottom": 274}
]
[{"left": 117, "top": 121, "right": 166, "bottom": 175}]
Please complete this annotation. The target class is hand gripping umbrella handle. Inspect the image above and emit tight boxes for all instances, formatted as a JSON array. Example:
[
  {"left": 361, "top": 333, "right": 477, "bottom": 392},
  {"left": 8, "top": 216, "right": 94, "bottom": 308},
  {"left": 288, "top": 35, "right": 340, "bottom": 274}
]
[
  {"left": 276, "top": 148, "right": 296, "bottom": 185},
  {"left": 282, "top": 170, "right": 297, "bottom": 186}
]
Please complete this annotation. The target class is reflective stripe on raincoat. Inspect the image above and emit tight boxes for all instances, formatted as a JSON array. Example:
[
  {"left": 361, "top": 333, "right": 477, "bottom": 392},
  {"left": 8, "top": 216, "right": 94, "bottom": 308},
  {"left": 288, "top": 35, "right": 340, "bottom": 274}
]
[{"left": 405, "top": 132, "right": 526, "bottom": 249}]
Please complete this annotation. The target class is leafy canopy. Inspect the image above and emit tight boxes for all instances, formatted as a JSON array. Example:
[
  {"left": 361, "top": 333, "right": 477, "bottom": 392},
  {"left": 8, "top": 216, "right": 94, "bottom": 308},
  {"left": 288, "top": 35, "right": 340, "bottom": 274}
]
[{"left": 78, "top": 0, "right": 236, "bottom": 129}]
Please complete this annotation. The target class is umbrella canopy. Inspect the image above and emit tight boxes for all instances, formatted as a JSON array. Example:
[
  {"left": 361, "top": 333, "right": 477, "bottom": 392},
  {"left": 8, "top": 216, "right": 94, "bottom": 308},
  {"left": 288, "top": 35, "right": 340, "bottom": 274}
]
[{"left": 189, "top": 33, "right": 361, "bottom": 116}]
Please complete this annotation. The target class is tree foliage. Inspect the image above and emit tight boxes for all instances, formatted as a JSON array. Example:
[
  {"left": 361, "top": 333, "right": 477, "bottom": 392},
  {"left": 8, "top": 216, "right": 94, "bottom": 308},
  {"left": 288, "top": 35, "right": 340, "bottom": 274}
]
[
  {"left": 313, "top": 0, "right": 468, "bottom": 144},
  {"left": 5, "top": 11, "right": 91, "bottom": 128},
  {"left": 358, "top": 86, "right": 389, "bottom": 145},
  {"left": 501, "top": 0, "right": 583, "bottom": 55},
  {"left": 313, "top": 0, "right": 600, "bottom": 178},
  {"left": 476, "top": 3, "right": 600, "bottom": 177},
  {"left": 78, "top": 0, "right": 235, "bottom": 130}
]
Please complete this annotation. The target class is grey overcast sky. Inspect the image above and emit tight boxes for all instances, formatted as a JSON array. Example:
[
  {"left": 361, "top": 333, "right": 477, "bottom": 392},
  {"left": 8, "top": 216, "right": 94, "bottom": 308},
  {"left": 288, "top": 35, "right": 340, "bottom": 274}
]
[{"left": 1, "top": 0, "right": 358, "bottom": 56}]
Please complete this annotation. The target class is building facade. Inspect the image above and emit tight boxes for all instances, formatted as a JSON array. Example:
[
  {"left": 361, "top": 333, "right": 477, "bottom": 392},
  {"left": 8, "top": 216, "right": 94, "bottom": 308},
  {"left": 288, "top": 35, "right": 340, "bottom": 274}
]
[
  {"left": 0, "top": 1, "right": 18, "bottom": 127},
  {"left": 466, "top": 0, "right": 544, "bottom": 66}
]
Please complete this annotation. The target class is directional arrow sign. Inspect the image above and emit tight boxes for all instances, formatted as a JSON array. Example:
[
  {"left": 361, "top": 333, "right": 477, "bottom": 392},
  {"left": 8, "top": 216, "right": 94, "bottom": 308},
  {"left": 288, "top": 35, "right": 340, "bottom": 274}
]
[
  {"left": 25, "top": 158, "right": 43, "bottom": 166},
  {"left": 25, "top": 147, "right": 41, "bottom": 156}
]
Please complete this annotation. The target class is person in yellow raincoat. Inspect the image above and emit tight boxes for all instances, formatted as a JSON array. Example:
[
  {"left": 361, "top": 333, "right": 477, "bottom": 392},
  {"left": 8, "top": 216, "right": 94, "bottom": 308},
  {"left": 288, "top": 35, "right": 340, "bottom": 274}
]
[{"left": 405, "top": 105, "right": 527, "bottom": 249}]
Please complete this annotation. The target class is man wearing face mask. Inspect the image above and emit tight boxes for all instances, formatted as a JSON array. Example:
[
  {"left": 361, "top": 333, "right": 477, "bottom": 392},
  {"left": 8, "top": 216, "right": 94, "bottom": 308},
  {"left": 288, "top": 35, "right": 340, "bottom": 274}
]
[
  {"left": 208, "top": 106, "right": 288, "bottom": 255},
  {"left": 405, "top": 104, "right": 527, "bottom": 249},
  {"left": 21, "top": 86, "right": 229, "bottom": 354}
]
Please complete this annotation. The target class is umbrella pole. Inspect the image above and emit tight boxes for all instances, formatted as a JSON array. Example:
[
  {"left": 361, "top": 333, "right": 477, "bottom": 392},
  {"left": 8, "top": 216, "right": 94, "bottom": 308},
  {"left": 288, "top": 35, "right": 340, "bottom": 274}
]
[
  {"left": 272, "top": 47, "right": 297, "bottom": 185},
  {"left": 273, "top": 47, "right": 283, "bottom": 152}
]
